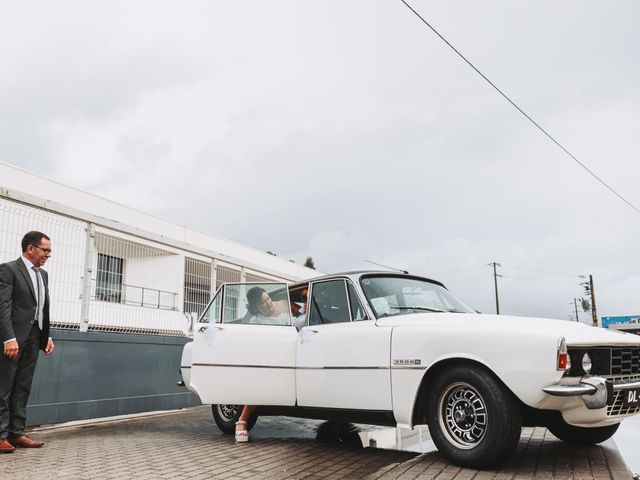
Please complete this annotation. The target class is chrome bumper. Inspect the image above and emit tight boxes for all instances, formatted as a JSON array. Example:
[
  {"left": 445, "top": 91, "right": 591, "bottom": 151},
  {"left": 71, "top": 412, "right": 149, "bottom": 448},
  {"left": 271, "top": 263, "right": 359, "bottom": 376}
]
[{"left": 543, "top": 376, "right": 640, "bottom": 410}]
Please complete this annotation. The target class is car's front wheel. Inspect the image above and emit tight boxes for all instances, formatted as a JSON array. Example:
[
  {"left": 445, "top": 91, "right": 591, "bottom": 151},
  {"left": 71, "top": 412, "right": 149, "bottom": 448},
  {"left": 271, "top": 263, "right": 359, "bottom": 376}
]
[
  {"left": 211, "top": 404, "right": 258, "bottom": 434},
  {"left": 427, "top": 365, "right": 522, "bottom": 469},
  {"left": 548, "top": 418, "right": 619, "bottom": 445}
]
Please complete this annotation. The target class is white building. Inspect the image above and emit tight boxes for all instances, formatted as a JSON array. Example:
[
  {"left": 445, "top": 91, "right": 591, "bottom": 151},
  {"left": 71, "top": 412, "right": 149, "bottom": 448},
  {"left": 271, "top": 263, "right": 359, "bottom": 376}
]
[{"left": 0, "top": 162, "right": 317, "bottom": 337}]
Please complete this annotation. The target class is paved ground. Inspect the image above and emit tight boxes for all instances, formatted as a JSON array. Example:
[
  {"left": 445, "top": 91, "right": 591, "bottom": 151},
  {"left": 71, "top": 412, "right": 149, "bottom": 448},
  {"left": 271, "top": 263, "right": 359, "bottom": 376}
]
[{"left": 1, "top": 406, "right": 632, "bottom": 480}]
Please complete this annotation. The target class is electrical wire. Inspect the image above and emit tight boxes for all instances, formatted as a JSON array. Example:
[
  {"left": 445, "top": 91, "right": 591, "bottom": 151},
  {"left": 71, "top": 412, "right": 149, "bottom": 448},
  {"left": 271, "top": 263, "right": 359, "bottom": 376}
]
[
  {"left": 500, "top": 263, "right": 585, "bottom": 278},
  {"left": 499, "top": 274, "right": 586, "bottom": 284},
  {"left": 430, "top": 264, "right": 489, "bottom": 275},
  {"left": 397, "top": 0, "right": 640, "bottom": 217}
]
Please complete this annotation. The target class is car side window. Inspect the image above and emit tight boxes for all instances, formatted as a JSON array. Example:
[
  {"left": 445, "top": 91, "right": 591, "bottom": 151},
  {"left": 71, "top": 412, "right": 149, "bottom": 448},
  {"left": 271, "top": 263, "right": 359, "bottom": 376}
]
[
  {"left": 289, "top": 285, "right": 309, "bottom": 318},
  {"left": 199, "top": 287, "right": 222, "bottom": 324},
  {"left": 309, "top": 280, "right": 351, "bottom": 326},
  {"left": 347, "top": 282, "right": 367, "bottom": 321},
  {"left": 221, "top": 283, "right": 292, "bottom": 326}
]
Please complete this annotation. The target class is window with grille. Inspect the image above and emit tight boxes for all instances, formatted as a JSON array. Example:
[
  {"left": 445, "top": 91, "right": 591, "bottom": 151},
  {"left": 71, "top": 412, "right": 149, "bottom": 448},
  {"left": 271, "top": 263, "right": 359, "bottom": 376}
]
[
  {"left": 215, "top": 265, "right": 241, "bottom": 289},
  {"left": 96, "top": 253, "right": 124, "bottom": 303},
  {"left": 184, "top": 258, "right": 211, "bottom": 317}
]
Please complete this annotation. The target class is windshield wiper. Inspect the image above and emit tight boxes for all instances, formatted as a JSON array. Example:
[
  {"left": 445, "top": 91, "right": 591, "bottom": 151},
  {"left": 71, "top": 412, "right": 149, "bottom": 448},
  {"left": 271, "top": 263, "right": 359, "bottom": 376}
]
[{"left": 389, "top": 305, "right": 447, "bottom": 313}]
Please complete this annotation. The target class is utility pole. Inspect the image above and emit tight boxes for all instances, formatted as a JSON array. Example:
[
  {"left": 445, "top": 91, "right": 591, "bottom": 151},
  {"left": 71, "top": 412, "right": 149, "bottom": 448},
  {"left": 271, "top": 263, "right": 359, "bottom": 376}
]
[
  {"left": 589, "top": 274, "right": 598, "bottom": 327},
  {"left": 491, "top": 262, "right": 501, "bottom": 315},
  {"left": 573, "top": 298, "right": 579, "bottom": 322}
]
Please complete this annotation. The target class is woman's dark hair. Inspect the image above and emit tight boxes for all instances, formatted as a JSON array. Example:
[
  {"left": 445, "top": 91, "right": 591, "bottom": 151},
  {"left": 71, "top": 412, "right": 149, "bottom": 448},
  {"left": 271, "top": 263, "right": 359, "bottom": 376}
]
[
  {"left": 246, "top": 287, "right": 267, "bottom": 315},
  {"left": 21, "top": 231, "right": 50, "bottom": 253}
]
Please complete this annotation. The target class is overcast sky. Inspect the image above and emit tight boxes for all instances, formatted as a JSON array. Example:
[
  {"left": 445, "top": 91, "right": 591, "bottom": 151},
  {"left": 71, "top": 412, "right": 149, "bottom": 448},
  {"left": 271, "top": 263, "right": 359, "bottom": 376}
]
[{"left": 1, "top": 0, "right": 639, "bottom": 322}]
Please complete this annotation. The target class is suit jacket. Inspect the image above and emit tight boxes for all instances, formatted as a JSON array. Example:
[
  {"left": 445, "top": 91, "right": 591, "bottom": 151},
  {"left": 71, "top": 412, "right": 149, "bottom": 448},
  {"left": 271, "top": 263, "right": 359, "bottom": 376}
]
[{"left": 0, "top": 258, "right": 50, "bottom": 350}]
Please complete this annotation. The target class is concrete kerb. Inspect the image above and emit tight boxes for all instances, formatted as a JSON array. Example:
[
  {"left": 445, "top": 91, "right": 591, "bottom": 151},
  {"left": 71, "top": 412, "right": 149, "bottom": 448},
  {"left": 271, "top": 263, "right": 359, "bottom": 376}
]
[{"left": 28, "top": 406, "right": 203, "bottom": 433}]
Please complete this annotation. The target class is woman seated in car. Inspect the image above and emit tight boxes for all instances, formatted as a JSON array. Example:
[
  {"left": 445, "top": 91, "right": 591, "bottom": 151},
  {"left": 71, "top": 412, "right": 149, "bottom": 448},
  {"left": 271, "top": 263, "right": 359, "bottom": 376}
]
[
  {"left": 245, "top": 286, "right": 290, "bottom": 324},
  {"left": 235, "top": 286, "right": 291, "bottom": 442}
]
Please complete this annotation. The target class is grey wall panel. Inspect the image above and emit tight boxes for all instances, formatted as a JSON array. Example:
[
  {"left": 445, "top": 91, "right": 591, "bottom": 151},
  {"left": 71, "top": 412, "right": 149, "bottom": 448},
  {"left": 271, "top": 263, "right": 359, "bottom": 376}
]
[{"left": 27, "top": 330, "right": 202, "bottom": 426}]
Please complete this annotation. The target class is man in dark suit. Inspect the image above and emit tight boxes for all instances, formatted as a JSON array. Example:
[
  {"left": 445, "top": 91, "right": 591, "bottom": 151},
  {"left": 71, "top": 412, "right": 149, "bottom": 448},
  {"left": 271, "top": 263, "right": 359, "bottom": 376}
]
[{"left": 0, "top": 231, "right": 55, "bottom": 453}]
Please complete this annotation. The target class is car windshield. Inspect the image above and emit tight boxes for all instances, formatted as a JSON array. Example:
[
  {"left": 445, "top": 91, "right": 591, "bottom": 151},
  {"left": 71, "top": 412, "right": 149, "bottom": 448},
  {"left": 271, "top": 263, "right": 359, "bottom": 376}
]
[{"left": 360, "top": 275, "right": 475, "bottom": 318}]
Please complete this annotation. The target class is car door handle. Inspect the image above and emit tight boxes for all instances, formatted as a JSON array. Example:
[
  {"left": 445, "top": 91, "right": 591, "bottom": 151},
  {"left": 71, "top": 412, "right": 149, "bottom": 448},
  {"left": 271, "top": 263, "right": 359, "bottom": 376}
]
[
  {"left": 306, "top": 329, "right": 319, "bottom": 334},
  {"left": 199, "top": 325, "right": 224, "bottom": 333}
]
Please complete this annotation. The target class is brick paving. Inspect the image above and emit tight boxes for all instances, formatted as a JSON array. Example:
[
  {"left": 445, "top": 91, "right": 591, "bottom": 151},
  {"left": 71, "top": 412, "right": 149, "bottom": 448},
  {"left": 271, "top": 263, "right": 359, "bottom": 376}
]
[{"left": 0, "top": 406, "right": 631, "bottom": 479}]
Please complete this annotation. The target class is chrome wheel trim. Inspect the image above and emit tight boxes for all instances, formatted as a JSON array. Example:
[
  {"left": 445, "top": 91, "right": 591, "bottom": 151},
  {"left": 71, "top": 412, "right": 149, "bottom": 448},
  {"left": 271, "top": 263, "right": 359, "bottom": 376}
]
[
  {"left": 216, "top": 404, "right": 241, "bottom": 423},
  {"left": 437, "top": 382, "right": 488, "bottom": 450}
]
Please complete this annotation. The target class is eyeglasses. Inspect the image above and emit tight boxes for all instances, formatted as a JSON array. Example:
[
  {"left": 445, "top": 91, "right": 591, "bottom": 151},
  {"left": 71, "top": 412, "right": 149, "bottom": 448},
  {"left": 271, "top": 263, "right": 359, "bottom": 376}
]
[{"left": 30, "top": 245, "right": 52, "bottom": 254}]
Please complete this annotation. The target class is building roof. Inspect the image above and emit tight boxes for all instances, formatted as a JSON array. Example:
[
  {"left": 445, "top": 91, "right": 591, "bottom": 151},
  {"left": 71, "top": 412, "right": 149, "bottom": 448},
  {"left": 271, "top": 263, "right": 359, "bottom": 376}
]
[{"left": 0, "top": 162, "right": 318, "bottom": 280}]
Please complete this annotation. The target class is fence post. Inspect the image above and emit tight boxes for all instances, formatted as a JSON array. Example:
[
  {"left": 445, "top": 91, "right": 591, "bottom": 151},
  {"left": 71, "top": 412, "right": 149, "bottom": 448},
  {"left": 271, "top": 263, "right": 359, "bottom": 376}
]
[{"left": 79, "top": 223, "right": 96, "bottom": 333}]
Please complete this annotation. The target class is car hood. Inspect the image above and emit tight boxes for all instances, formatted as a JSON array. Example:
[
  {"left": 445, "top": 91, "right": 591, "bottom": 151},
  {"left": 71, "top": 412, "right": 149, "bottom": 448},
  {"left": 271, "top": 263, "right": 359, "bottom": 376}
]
[{"left": 376, "top": 313, "right": 640, "bottom": 346}]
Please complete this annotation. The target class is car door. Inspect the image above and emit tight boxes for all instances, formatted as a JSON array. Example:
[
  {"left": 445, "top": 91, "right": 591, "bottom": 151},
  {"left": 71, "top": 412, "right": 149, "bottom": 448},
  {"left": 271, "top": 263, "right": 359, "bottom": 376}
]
[
  {"left": 190, "top": 283, "right": 298, "bottom": 405},
  {"left": 296, "top": 279, "right": 392, "bottom": 410}
]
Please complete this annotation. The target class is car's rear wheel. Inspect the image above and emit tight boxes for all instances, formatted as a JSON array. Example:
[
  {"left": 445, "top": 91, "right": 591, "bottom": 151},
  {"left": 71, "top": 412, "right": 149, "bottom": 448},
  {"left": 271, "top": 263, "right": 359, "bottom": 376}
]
[
  {"left": 211, "top": 404, "right": 258, "bottom": 434},
  {"left": 548, "top": 418, "right": 619, "bottom": 445},
  {"left": 427, "top": 365, "right": 522, "bottom": 469}
]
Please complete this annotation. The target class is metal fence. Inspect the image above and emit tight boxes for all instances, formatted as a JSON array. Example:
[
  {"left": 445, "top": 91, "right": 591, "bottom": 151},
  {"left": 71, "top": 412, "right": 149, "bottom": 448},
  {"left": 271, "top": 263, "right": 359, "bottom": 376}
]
[
  {"left": 0, "top": 196, "right": 294, "bottom": 337},
  {"left": 184, "top": 257, "right": 212, "bottom": 318},
  {"left": 0, "top": 198, "right": 86, "bottom": 329}
]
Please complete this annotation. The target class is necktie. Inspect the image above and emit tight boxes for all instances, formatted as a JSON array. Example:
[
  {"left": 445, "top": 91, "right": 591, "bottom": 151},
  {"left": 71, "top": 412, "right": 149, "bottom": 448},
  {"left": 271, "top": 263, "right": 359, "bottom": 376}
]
[{"left": 32, "top": 266, "right": 45, "bottom": 330}]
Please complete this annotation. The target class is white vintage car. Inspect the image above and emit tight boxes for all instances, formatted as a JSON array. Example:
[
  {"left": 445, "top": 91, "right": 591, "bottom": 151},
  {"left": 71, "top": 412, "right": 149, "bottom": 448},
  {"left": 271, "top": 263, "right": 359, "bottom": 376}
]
[{"left": 180, "top": 272, "right": 640, "bottom": 468}]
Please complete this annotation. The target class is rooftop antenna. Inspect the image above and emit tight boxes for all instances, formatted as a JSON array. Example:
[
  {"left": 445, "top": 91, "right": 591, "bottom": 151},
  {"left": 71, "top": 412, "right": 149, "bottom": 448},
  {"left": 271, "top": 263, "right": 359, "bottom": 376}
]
[{"left": 365, "top": 259, "right": 409, "bottom": 275}]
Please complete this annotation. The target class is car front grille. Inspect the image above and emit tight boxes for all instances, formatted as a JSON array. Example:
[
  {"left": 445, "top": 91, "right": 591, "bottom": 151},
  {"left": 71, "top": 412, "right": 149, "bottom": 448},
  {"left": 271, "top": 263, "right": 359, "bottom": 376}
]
[
  {"left": 606, "top": 374, "right": 640, "bottom": 417},
  {"left": 611, "top": 347, "right": 640, "bottom": 375},
  {"left": 567, "top": 345, "right": 640, "bottom": 416},
  {"left": 568, "top": 346, "right": 639, "bottom": 376}
]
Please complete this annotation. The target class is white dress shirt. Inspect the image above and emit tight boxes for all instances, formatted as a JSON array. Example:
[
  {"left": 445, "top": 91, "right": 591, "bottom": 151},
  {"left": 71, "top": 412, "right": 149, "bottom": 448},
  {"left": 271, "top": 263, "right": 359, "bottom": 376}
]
[{"left": 20, "top": 256, "right": 40, "bottom": 297}]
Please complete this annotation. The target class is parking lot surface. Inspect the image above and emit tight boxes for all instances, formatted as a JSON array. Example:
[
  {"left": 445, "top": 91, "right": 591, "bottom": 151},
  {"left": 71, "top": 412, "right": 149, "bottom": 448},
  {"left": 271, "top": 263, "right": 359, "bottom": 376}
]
[{"left": 1, "top": 406, "right": 632, "bottom": 479}]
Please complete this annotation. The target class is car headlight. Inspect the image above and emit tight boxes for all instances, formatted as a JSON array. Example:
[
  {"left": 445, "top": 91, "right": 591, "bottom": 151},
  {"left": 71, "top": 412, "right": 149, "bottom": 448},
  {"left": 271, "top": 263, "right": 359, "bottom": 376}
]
[{"left": 582, "top": 352, "right": 592, "bottom": 374}]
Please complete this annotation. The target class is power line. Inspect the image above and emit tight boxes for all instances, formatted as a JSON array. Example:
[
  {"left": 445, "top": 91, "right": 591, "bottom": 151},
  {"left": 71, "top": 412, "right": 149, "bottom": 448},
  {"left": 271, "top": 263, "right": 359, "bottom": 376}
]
[
  {"left": 500, "top": 263, "right": 585, "bottom": 278},
  {"left": 430, "top": 264, "right": 489, "bottom": 275},
  {"left": 397, "top": 0, "right": 640, "bottom": 217},
  {"left": 500, "top": 274, "right": 586, "bottom": 284}
]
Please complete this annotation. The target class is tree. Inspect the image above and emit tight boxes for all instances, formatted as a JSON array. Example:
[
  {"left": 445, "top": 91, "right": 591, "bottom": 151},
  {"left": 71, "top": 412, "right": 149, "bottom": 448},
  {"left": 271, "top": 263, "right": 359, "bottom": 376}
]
[
  {"left": 580, "top": 297, "right": 591, "bottom": 312},
  {"left": 304, "top": 257, "right": 316, "bottom": 269}
]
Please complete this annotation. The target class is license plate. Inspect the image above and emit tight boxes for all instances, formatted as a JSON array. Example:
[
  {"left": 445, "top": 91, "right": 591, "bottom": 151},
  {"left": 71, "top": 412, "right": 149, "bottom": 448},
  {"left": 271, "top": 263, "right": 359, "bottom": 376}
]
[{"left": 622, "top": 387, "right": 640, "bottom": 407}]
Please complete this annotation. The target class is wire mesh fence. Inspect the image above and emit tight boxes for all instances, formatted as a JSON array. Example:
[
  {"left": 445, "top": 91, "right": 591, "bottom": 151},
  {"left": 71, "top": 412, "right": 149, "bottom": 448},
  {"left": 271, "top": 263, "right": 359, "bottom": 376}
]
[
  {"left": 0, "top": 199, "right": 86, "bottom": 330},
  {"left": 215, "top": 263, "right": 242, "bottom": 289},
  {"left": 87, "top": 228, "right": 188, "bottom": 335},
  {"left": 184, "top": 257, "right": 212, "bottom": 319},
  {"left": 245, "top": 271, "right": 278, "bottom": 283},
  {"left": 0, "top": 196, "right": 294, "bottom": 337}
]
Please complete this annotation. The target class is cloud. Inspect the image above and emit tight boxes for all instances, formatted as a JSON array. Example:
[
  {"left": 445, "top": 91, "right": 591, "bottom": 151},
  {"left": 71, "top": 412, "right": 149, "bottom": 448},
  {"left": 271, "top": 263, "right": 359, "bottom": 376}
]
[{"left": 1, "top": 0, "right": 639, "bottom": 321}]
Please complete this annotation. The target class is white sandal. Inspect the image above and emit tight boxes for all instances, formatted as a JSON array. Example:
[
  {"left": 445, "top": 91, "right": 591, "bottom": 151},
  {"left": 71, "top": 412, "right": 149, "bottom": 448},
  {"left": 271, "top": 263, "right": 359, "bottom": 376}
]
[{"left": 235, "top": 421, "right": 249, "bottom": 443}]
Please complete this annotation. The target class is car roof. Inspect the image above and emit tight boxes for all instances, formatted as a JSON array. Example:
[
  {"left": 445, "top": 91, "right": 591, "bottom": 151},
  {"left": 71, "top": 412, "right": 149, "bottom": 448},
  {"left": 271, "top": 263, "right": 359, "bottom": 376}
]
[{"left": 290, "top": 271, "right": 446, "bottom": 290}]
